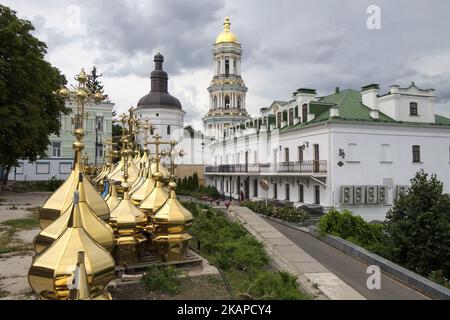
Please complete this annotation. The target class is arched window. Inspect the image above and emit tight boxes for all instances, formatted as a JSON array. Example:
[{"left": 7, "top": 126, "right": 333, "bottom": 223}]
[
  {"left": 410, "top": 102, "right": 418, "bottom": 116},
  {"left": 167, "top": 125, "right": 171, "bottom": 135},
  {"left": 237, "top": 96, "right": 241, "bottom": 109},
  {"left": 225, "top": 60, "right": 230, "bottom": 76},
  {"left": 302, "top": 104, "right": 308, "bottom": 123},
  {"left": 224, "top": 95, "right": 230, "bottom": 109},
  {"left": 288, "top": 108, "right": 294, "bottom": 125}
]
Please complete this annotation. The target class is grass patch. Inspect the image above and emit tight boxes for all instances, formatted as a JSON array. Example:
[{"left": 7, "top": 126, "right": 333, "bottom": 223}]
[
  {"left": 0, "top": 246, "right": 13, "bottom": 255},
  {"left": 1, "top": 216, "right": 39, "bottom": 231},
  {"left": 8, "top": 177, "right": 64, "bottom": 193},
  {"left": 183, "top": 201, "right": 310, "bottom": 300},
  {"left": 141, "top": 265, "right": 188, "bottom": 296},
  {"left": 0, "top": 213, "right": 39, "bottom": 256}
]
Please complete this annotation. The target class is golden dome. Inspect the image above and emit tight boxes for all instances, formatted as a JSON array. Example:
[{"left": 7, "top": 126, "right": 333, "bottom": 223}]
[
  {"left": 34, "top": 174, "right": 114, "bottom": 254},
  {"left": 109, "top": 180, "right": 147, "bottom": 236},
  {"left": 215, "top": 17, "right": 239, "bottom": 44},
  {"left": 131, "top": 165, "right": 155, "bottom": 205},
  {"left": 151, "top": 160, "right": 170, "bottom": 181},
  {"left": 130, "top": 164, "right": 146, "bottom": 194},
  {"left": 39, "top": 134, "right": 110, "bottom": 229},
  {"left": 106, "top": 182, "right": 121, "bottom": 211},
  {"left": 153, "top": 184, "right": 193, "bottom": 227},
  {"left": 139, "top": 180, "right": 168, "bottom": 217},
  {"left": 29, "top": 192, "right": 115, "bottom": 300},
  {"left": 152, "top": 181, "right": 193, "bottom": 261}
]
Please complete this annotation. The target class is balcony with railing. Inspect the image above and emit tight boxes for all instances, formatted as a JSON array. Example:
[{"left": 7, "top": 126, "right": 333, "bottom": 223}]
[{"left": 205, "top": 160, "right": 327, "bottom": 175}]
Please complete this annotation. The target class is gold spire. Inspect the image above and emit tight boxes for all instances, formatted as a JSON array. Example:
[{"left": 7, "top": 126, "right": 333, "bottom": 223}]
[
  {"left": 109, "top": 144, "right": 147, "bottom": 265},
  {"left": 108, "top": 115, "right": 139, "bottom": 186},
  {"left": 34, "top": 173, "right": 114, "bottom": 254},
  {"left": 39, "top": 128, "right": 110, "bottom": 229},
  {"left": 153, "top": 141, "right": 193, "bottom": 261},
  {"left": 215, "top": 17, "right": 239, "bottom": 44},
  {"left": 29, "top": 191, "right": 115, "bottom": 300},
  {"left": 139, "top": 135, "right": 169, "bottom": 219},
  {"left": 68, "top": 251, "right": 92, "bottom": 300}
]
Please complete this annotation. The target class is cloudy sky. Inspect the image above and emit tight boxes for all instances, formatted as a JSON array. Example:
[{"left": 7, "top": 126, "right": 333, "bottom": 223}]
[{"left": 4, "top": 0, "right": 450, "bottom": 129}]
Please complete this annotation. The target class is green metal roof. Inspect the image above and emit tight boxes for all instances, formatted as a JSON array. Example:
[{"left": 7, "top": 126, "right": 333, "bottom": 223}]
[{"left": 280, "top": 89, "right": 450, "bottom": 132}]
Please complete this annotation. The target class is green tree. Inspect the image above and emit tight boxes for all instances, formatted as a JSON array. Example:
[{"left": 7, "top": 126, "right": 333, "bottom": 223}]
[
  {"left": 384, "top": 170, "right": 450, "bottom": 279},
  {"left": 192, "top": 172, "right": 199, "bottom": 190},
  {"left": 86, "top": 66, "right": 109, "bottom": 101},
  {"left": 0, "top": 5, "right": 68, "bottom": 184}
]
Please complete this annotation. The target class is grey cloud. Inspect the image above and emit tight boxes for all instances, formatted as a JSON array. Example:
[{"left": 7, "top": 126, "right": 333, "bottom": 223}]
[{"left": 10, "top": 0, "right": 450, "bottom": 123}]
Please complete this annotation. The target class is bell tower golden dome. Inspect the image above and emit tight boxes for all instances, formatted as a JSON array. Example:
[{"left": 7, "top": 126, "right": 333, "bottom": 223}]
[{"left": 215, "top": 17, "right": 239, "bottom": 44}]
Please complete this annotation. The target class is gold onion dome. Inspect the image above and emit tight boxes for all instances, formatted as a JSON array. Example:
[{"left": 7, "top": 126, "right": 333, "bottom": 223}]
[
  {"left": 215, "top": 17, "right": 239, "bottom": 44},
  {"left": 109, "top": 173, "right": 147, "bottom": 265},
  {"left": 138, "top": 148, "right": 149, "bottom": 168},
  {"left": 34, "top": 173, "right": 114, "bottom": 254},
  {"left": 105, "top": 181, "right": 121, "bottom": 211},
  {"left": 131, "top": 164, "right": 155, "bottom": 205},
  {"left": 130, "top": 163, "right": 146, "bottom": 194},
  {"left": 151, "top": 160, "right": 170, "bottom": 181},
  {"left": 28, "top": 191, "right": 115, "bottom": 300},
  {"left": 39, "top": 129, "right": 109, "bottom": 229},
  {"left": 109, "top": 178, "right": 147, "bottom": 235},
  {"left": 139, "top": 171, "right": 169, "bottom": 218},
  {"left": 153, "top": 181, "right": 193, "bottom": 261},
  {"left": 93, "top": 162, "right": 110, "bottom": 185},
  {"left": 153, "top": 181, "right": 193, "bottom": 229},
  {"left": 109, "top": 141, "right": 139, "bottom": 185}
]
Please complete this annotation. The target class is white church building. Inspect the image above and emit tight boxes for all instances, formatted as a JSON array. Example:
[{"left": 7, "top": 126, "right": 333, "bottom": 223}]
[{"left": 201, "top": 19, "right": 450, "bottom": 221}]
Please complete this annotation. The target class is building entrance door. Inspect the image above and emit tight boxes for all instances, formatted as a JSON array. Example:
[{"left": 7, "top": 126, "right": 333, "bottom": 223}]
[{"left": 244, "top": 177, "right": 250, "bottom": 200}]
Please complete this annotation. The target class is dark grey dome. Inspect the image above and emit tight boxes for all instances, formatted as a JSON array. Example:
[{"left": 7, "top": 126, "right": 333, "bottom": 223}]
[{"left": 137, "top": 53, "right": 182, "bottom": 110}]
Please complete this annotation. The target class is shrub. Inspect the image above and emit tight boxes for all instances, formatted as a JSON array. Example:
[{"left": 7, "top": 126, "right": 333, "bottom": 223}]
[
  {"left": 141, "top": 265, "right": 187, "bottom": 296},
  {"left": 384, "top": 170, "right": 450, "bottom": 281},
  {"left": 318, "top": 208, "right": 384, "bottom": 247},
  {"left": 241, "top": 200, "right": 308, "bottom": 223},
  {"left": 243, "top": 271, "right": 308, "bottom": 300}
]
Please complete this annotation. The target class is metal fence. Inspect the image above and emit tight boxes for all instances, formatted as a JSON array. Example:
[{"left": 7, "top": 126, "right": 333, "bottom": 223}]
[{"left": 205, "top": 160, "right": 327, "bottom": 174}]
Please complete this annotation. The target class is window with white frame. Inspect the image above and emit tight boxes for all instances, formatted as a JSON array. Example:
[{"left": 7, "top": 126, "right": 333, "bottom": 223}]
[
  {"left": 95, "top": 116, "right": 104, "bottom": 132},
  {"left": 96, "top": 144, "right": 103, "bottom": 159},
  {"left": 52, "top": 141, "right": 61, "bottom": 158}
]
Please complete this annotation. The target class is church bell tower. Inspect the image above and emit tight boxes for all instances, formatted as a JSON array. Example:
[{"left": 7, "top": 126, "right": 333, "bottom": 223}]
[{"left": 202, "top": 17, "right": 250, "bottom": 140}]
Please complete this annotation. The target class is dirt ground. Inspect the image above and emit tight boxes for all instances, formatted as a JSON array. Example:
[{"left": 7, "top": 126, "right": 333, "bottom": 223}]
[
  {"left": 112, "top": 274, "right": 231, "bottom": 300},
  {"left": 0, "top": 191, "right": 49, "bottom": 300},
  {"left": 0, "top": 191, "right": 230, "bottom": 300}
]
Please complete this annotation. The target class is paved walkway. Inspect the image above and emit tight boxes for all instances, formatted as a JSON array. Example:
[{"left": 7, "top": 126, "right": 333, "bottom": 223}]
[
  {"left": 266, "top": 218, "right": 429, "bottom": 300},
  {"left": 228, "top": 205, "right": 365, "bottom": 300}
]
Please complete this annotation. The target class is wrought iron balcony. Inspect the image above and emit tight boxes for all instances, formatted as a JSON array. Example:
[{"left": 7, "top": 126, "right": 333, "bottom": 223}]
[{"left": 205, "top": 160, "right": 327, "bottom": 174}]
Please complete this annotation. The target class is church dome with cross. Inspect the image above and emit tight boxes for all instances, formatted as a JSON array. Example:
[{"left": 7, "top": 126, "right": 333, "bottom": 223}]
[
  {"left": 203, "top": 17, "right": 250, "bottom": 140},
  {"left": 135, "top": 53, "right": 185, "bottom": 146}
]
